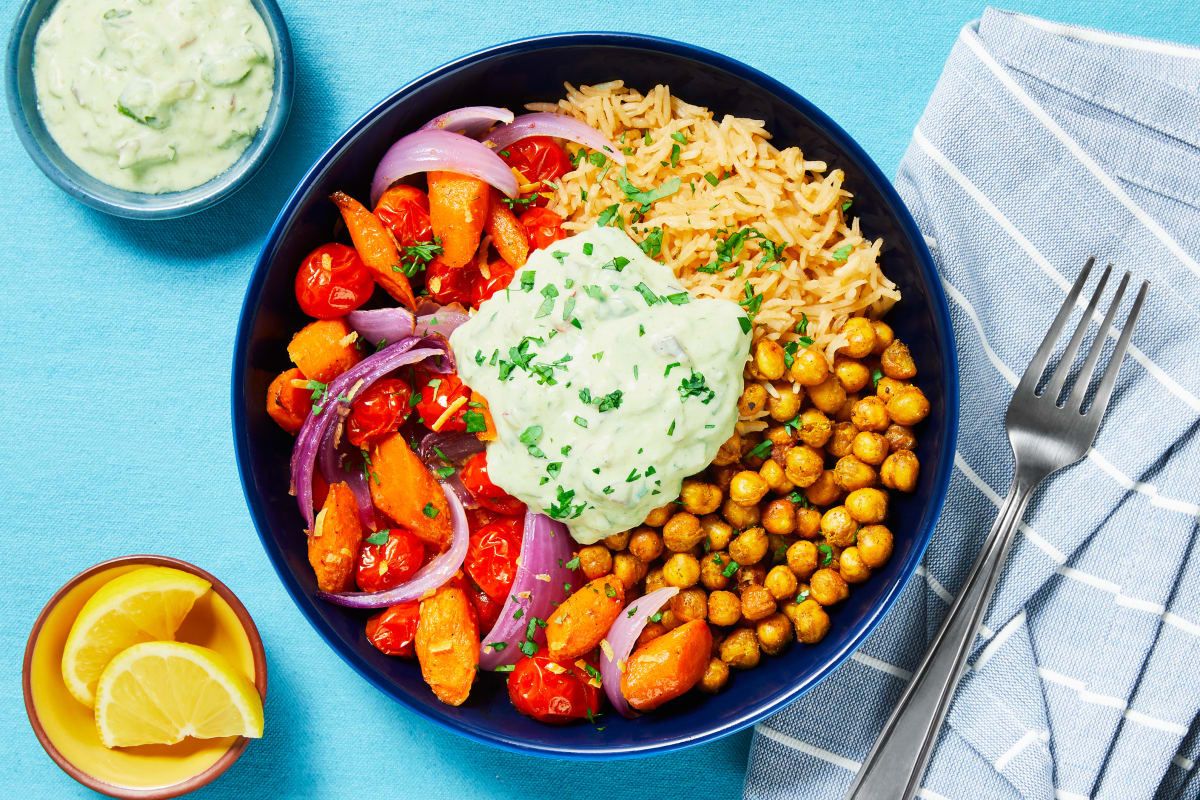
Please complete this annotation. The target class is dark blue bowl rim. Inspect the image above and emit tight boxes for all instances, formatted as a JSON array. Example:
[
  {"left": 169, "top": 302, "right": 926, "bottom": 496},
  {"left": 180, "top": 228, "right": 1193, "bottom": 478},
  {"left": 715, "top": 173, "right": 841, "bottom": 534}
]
[
  {"left": 5, "top": 0, "right": 294, "bottom": 219},
  {"left": 232, "top": 31, "right": 959, "bottom": 759}
]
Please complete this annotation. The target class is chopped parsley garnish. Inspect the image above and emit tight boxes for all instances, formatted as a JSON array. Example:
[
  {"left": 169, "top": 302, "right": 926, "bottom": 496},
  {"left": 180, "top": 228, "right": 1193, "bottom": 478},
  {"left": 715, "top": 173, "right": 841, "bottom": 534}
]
[
  {"left": 832, "top": 244, "right": 853, "bottom": 262},
  {"left": 395, "top": 237, "right": 444, "bottom": 277},
  {"left": 582, "top": 285, "right": 605, "bottom": 301},
  {"left": 739, "top": 281, "right": 763, "bottom": 316},
  {"left": 616, "top": 168, "right": 681, "bottom": 211},
  {"left": 797, "top": 313, "right": 810, "bottom": 336},
  {"left": 721, "top": 559, "right": 740, "bottom": 578},
  {"left": 788, "top": 490, "right": 811, "bottom": 507},
  {"left": 364, "top": 529, "right": 390, "bottom": 545},
  {"left": 871, "top": 368, "right": 884, "bottom": 390},
  {"left": 552, "top": 250, "right": 568, "bottom": 264},
  {"left": 748, "top": 440, "right": 773, "bottom": 459},
  {"left": 841, "top": 200, "right": 852, "bottom": 211},
  {"left": 463, "top": 409, "right": 487, "bottom": 433},
  {"left": 588, "top": 151, "right": 607, "bottom": 168},
  {"left": 565, "top": 555, "right": 581, "bottom": 570},
  {"left": 633, "top": 282, "right": 658, "bottom": 306},
  {"left": 738, "top": 316, "right": 752, "bottom": 334},
  {"left": 671, "top": 131, "right": 688, "bottom": 144},
  {"left": 666, "top": 419, "right": 676, "bottom": 435},
  {"left": 422, "top": 503, "right": 439, "bottom": 518},
  {"left": 664, "top": 362, "right": 680, "bottom": 376},
  {"left": 669, "top": 143, "right": 681, "bottom": 168},
  {"left": 597, "top": 390, "right": 623, "bottom": 412},
  {"left": 639, "top": 227, "right": 663, "bottom": 258},
  {"left": 605, "top": 583, "right": 617, "bottom": 598},
  {"left": 677, "top": 370, "right": 715, "bottom": 404},
  {"left": 596, "top": 204, "right": 621, "bottom": 227},
  {"left": 535, "top": 284, "right": 559, "bottom": 318},
  {"left": 434, "top": 466, "right": 455, "bottom": 479},
  {"left": 574, "top": 416, "right": 588, "bottom": 428},
  {"left": 818, "top": 543, "right": 834, "bottom": 565},
  {"left": 520, "top": 270, "right": 535, "bottom": 292},
  {"left": 797, "top": 589, "right": 811, "bottom": 603},
  {"left": 703, "top": 171, "right": 720, "bottom": 186},
  {"left": 518, "top": 425, "right": 545, "bottom": 458},
  {"left": 582, "top": 242, "right": 593, "bottom": 256},
  {"left": 601, "top": 256, "right": 630, "bottom": 272},
  {"left": 649, "top": 611, "right": 663, "bottom": 623},
  {"left": 665, "top": 292, "right": 689, "bottom": 305},
  {"left": 546, "top": 462, "right": 562, "bottom": 478}
]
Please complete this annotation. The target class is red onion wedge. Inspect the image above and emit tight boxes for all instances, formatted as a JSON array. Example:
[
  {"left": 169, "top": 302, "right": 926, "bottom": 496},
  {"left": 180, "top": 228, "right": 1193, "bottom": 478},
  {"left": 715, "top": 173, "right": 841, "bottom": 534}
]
[
  {"left": 318, "top": 434, "right": 376, "bottom": 530},
  {"left": 418, "top": 430, "right": 485, "bottom": 509},
  {"left": 478, "top": 511, "right": 576, "bottom": 669},
  {"left": 418, "top": 106, "right": 514, "bottom": 139},
  {"left": 599, "top": 586, "right": 680, "bottom": 718},
  {"left": 370, "top": 129, "right": 518, "bottom": 207},
  {"left": 348, "top": 305, "right": 469, "bottom": 348},
  {"left": 317, "top": 481, "right": 468, "bottom": 608},
  {"left": 483, "top": 112, "right": 625, "bottom": 166}
]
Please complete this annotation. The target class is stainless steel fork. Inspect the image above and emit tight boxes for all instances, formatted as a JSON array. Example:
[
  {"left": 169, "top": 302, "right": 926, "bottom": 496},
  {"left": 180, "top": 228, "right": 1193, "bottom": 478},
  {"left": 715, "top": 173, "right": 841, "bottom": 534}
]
[{"left": 845, "top": 260, "right": 1149, "bottom": 800}]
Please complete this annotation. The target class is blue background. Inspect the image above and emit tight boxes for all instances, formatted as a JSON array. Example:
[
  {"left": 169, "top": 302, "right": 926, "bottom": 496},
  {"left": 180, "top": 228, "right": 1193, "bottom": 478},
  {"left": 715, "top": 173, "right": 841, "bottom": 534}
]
[{"left": 4, "top": 2, "right": 1199, "bottom": 798}]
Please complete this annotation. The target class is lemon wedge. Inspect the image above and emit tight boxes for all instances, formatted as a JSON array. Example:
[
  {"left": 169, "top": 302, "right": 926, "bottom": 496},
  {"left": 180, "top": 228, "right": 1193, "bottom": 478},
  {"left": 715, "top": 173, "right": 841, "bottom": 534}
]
[
  {"left": 94, "top": 641, "right": 264, "bottom": 748},
  {"left": 62, "top": 566, "right": 211, "bottom": 707}
]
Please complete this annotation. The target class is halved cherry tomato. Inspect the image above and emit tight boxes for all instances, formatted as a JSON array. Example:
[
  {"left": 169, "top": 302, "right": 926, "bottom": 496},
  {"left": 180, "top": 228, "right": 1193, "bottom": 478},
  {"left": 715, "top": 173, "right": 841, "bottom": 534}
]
[
  {"left": 508, "top": 654, "right": 603, "bottom": 724},
  {"left": 519, "top": 208, "right": 567, "bottom": 251},
  {"left": 464, "top": 516, "right": 523, "bottom": 599},
  {"left": 374, "top": 185, "right": 433, "bottom": 248},
  {"left": 466, "top": 506, "right": 500, "bottom": 532},
  {"left": 501, "top": 137, "right": 571, "bottom": 207},
  {"left": 356, "top": 527, "right": 426, "bottom": 592},
  {"left": 365, "top": 600, "right": 420, "bottom": 657},
  {"left": 413, "top": 368, "right": 472, "bottom": 432},
  {"left": 425, "top": 257, "right": 479, "bottom": 306},
  {"left": 460, "top": 452, "right": 525, "bottom": 515},
  {"left": 295, "top": 243, "right": 375, "bottom": 319},
  {"left": 471, "top": 260, "right": 516, "bottom": 307},
  {"left": 346, "top": 378, "right": 413, "bottom": 448}
]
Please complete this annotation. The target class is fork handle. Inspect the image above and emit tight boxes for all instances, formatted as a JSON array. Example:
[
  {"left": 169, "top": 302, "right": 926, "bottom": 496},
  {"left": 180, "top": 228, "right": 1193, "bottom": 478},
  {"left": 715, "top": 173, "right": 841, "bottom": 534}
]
[{"left": 844, "top": 474, "right": 1037, "bottom": 800}]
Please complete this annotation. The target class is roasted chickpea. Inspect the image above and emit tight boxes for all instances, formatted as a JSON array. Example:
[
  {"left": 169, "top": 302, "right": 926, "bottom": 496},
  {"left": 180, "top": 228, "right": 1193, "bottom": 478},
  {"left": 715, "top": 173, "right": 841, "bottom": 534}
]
[
  {"left": 708, "top": 589, "right": 742, "bottom": 625},
  {"left": 701, "top": 553, "right": 733, "bottom": 591},
  {"left": 729, "top": 527, "right": 769, "bottom": 565},
  {"left": 820, "top": 505, "right": 859, "bottom": 547},
  {"left": 884, "top": 423, "right": 918, "bottom": 451},
  {"left": 662, "top": 511, "right": 703, "bottom": 552},
  {"left": 644, "top": 566, "right": 668, "bottom": 594},
  {"left": 792, "top": 598, "right": 832, "bottom": 644},
  {"left": 805, "top": 470, "right": 843, "bottom": 507},
  {"left": 635, "top": 621, "right": 667, "bottom": 650},
  {"left": 730, "top": 470, "right": 770, "bottom": 505},
  {"left": 840, "top": 546, "right": 871, "bottom": 583},
  {"left": 754, "top": 339, "right": 787, "bottom": 380},
  {"left": 857, "top": 524, "right": 894, "bottom": 568},
  {"left": 603, "top": 530, "right": 631, "bottom": 550},
  {"left": 850, "top": 395, "right": 891, "bottom": 432},
  {"left": 807, "top": 375, "right": 847, "bottom": 415},
  {"left": 740, "top": 584, "right": 777, "bottom": 621},
  {"left": 839, "top": 317, "right": 876, "bottom": 358},
  {"left": 834, "top": 392, "right": 858, "bottom": 423},
  {"left": 870, "top": 320, "right": 894, "bottom": 354},
  {"left": 876, "top": 376, "right": 906, "bottom": 402},
  {"left": 880, "top": 339, "right": 917, "bottom": 380},
  {"left": 658, "top": 608, "right": 682, "bottom": 630},
  {"left": 795, "top": 505, "right": 821, "bottom": 539},
  {"left": 887, "top": 386, "right": 930, "bottom": 426},
  {"left": 671, "top": 588, "right": 709, "bottom": 623},
  {"left": 719, "top": 628, "right": 761, "bottom": 669},
  {"left": 786, "top": 539, "right": 819, "bottom": 579},
  {"left": 721, "top": 497, "right": 761, "bottom": 528},
  {"left": 678, "top": 480, "right": 722, "bottom": 516},
  {"left": 783, "top": 444, "right": 823, "bottom": 487},
  {"left": 845, "top": 487, "right": 888, "bottom": 524},
  {"left": 796, "top": 408, "right": 833, "bottom": 448},
  {"left": 834, "top": 357, "right": 871, "bottom": 392},
  {"left": 736, "top": 563, "right": 768, "bottom": 587},
  {"left": 809, "top": 568, "right": 850, "bottom": 605},
  {"left": 700, "top": 515, "right": 734, "bottom": 552},
  {"left": 834, "top": 455, "right": 877, "bottom": 491},
  {"left": 851, "top": 431, "right": 890, "bottom": 465},
  {"left": 761, "top": 498, "right": 797, "bottom": 535},
  {"left": 711, "top": 464, "right": 737, "bottom": 492},
  {"left": 628, "top": 527, "right": 664, "bottom": 563},
  {"left": 756, "top": 612, "right": 793, "bottom": 655},
  {"left": 759, "top": 458, "right": 794, "bottom": 494},
  {"left": 768, "top": 384, "right": 803, "bottom": 421},
  {"left": 764, "top": 564, "right": 799, "bottom": 600},
  {"left": 881, "top": 449, "right": 920, "bottom": 492},
  {"left": 738, "top": 383, "right": 768, "bottom": 417},
  {"left": 788, "top": 347, "right": 829, "bottom": 386},
  {"left": 698, "top": 657, "right": 731, "bottom": 693},
  {"left": 663, "top": 552, "right": 701, "bottom": 588},
  {"left": 611, "top": 552, "right": 647, "bottom": 590},
  {"left": 643, "top": 503, "right": 673, "bottom": 527},
  {"left": 712, "top": 432, "right": 743, "bottom": 466},
  {"left": 577, "top": 544, "right": 613, "bottom": 580},
  {"left": 827, "top": 422, "right": 859, "bottom": 458}
]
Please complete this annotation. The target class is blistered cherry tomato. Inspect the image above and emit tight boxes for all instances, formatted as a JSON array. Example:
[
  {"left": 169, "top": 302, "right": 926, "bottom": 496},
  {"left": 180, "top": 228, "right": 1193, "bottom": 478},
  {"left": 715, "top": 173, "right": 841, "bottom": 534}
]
[
  {"left": 413, "top": 368, "right": 472, "bottom": 432},
  {"left": 464, "top": 516, "right": 523, "bottom": 599},
  {"left": 374, "top": 185, "right": 433, "bottom": 247},
  {"left": 465, "top": 577, "right": 503, "bottom": 634},
  {"left": 356, "top": 527, "right": 426, "bottom": 593},
  {"left": 425, "top": 257, "right": 479, "bottom": 306},
  {"left": 365, "top": 600, "right": 421, "bottom": 657},
  {"left": 501, "top": 137, "right": 571, "bottom": 206},
  {"left": 467, "top": 507, "right": 500, "bottom": 532},
  {"left": 346, "top": 378, "right": 412, "bottom": 448},
  {"left": 471, "top": 260, "right": 516, "bottom": 307},
  {"left": 460, "top": 452, "right": 525, "bottom": 515},
  {"left": 519, "top": 208, "right": 567, "bottom": 250},
  {"left": 295, "top": 243, "right": 375, "bottom": 319},
  {"left": 508, "top": 655, "right": 603, "bottom": 724}
]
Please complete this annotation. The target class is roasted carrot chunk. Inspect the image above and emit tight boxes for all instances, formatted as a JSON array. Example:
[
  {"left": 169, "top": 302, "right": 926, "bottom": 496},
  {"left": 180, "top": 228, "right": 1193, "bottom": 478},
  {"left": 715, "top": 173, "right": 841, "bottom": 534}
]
[
  {"left": 368, "top": 432, "right": 451, "bottom": 548},
  {"left": 620, "top": 619, "right": 712, "bottom": 711},
  {"left": 415, "top": 586, "right": 479, "bottom": 706},
  {"left": 266, "top": 367, "right": 313, "bottom": 434},
  {"left": 307, "top": 482, "right": 364, "bottom": 592},
  {"left": 287, "top": 319, "right": 362, "bottom": 384},
  {"left": 427, "top": 171, "right": 489, "bottom": 269},
  {"left": 484, "top": 190, "right": 529, "bottom": 269},
  {"left": 330, "top": 191, "right": 417, "bottom": 309},
  {"left": 546, "top": 575, "right": 625, "bottom": 662}
]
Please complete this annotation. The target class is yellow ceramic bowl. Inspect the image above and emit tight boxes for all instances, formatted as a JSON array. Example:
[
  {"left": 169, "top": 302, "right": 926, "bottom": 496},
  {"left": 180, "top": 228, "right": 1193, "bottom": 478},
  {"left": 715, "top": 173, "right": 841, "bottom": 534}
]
[{"left": 22, "top": 555, "right": 268, "bottom": 799}]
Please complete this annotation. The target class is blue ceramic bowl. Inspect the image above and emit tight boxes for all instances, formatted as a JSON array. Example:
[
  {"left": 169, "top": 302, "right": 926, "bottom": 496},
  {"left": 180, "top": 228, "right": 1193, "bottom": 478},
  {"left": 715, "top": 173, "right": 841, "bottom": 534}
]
[
  {"left": 233, "top": 33, "right": 958, "bottom": 758},
  {"left": 6, "top": 0, "right": 293, "bottom": 219}
]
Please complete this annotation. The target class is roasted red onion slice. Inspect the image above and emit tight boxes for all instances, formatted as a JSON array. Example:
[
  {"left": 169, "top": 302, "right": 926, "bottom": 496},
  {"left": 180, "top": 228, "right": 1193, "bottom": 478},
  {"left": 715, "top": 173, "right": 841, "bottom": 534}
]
[
  {"left": 369, "top": 129, "right": 518, "bottom": 207},
  {"left": 317, "top": 481, "right": 468, "bottom": 608},
  {"left": 318, "top": 433, "right": 376, "bottom": 530},
  {"left": 478, "top": 511, "right": 576, "bottom": 669},
  {"left": 348, "top": 305, "right": 469, "bottom": 348},
  {"left": 482, "top": 112, "right": 625, "bottom": 166},
  {"left": 418, "top": 105, "right": 514, "bottom": 138},
  {"left": 417, "top": 431, "right": 485, "bottom": 510},
  {"left": 599, "top": 586, "right": 680, "bottom": 718}
]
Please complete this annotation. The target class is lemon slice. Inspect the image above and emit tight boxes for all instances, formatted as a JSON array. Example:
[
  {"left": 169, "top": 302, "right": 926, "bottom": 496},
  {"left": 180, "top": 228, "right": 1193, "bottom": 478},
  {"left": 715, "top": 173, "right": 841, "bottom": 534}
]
[
  {"left": 62, "top": 566, "right": 211, "bottom": 707},
  {"left": 94, "top": 641, "right": 264, "bottom": 748}
]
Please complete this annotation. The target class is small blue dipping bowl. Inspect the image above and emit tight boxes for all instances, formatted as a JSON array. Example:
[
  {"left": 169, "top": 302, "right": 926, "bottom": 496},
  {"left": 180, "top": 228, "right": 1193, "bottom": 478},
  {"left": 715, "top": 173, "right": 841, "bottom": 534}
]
[
  {"left": 233, "top": 33, "right": 959, "bottom": 758},
  {"left": 6, "top": 0, "right": 293, "bottom": 219}
]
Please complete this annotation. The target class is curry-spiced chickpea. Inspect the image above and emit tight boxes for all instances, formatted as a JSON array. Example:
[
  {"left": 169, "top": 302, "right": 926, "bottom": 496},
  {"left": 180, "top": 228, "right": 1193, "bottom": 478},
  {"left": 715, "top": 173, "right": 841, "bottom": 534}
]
[
  {"left": 876, "top": 376, "right": 906, "bottom": 403},
  {"left": 603, "top": 530, "right": 631, "bottom": 550},
  {"left": 884, "top": 423, "right": 917, "bottom": 451},
  {"left": 783, "top": 444, "right": 823, "bottom": 487},
  {"left": 663, "top": 552, "right": 701, "bottom": 588},
  {"left": 713, "top": 432, "right": 743, "bottom": 466},
  {"left": 645, "top": 566, "right": 668, "bottom": 594},
  {"left": 754, "top": 338, "right": 787, "bottom": 380},
  {"left": 729, "top": 526, "right": 770, "bottom": 565},
  {"left": 827, "top": 421, "right": 859, "bottom": 458},
  {"left": 662, "top": 511, "right": 704, "bottom": 551},
  {"left": 765, "top": 424, "right": 796, "bottom": 449},
  {"left": 881, "top": 449, "right": 920, "bottom": 492},
  {"left": 698, "top": 657, "right": 731, "bottom": 693},
  {"left": 887, "top": 385, "right": 930, "bottom": 426},
  {"left": 807, "top": 375, "right": 847, "bottom": 415},
  {"left": 635, "top": 621, "right": 667, "bottom": 649},
  {"left": 756, "top": 612, "right": 793, "bottom": 655},
  {"left": 701, "top": 552, "right": 733, "bottom": 591},
  {"left": 721, "top": 497, "right": 761, "bottom": 528},
  {"left": 792, "top": 598, "right": 832, "bottom": 644},
  {"left": 840, "top": 546, "right": 872, "bottom": 583},
  {"left": 577, "top": 544, "right": 613, "bottom": 580},
  {"left": 805, "top": 470, "right": 843, "bottom": 507},
  {"left": 834, "top": 454, "right": 878, "bottom": 491},
  {"left": 844, "top": 487, "right": 888, "bottom": 524},
  {"left": 857, "top": 524, "right": 894, "bottom": 568},
  {"left": 736, "top": 563, "right": 768, "bottom": 587},
  {"left": 628, "top": 527, "right": 664, "bottom": 563},
  {"left": 840, "top": 317, "right": 877, "bottom": 358},
  {"left": 759, "top": 458, "right": 794, "bottom": 494},
  {"left": 795, "top": 505, "right": 821, "bottom": 539},
  {"left": 809, "top": 567, "right": 851, "bottom": 605},
  {"left": 700, "top": 514, "right": 734, "bottom": 551},
  {"left": 834, "top": 357, "right": 871, "bottom": 393},
  {"left": 870, "top": 319, "right": 894, "bottom": 354},
  {"left": 679, "top": 479, "right": 722, "bottom": 515},
  {"left": 740, "top": 584, "right": 777, "bottom": 621},
  {"left": 730, "top": 470, "right": 770, "bottom": 505},
  {"left": 820, "top": 505, "right": 859, "bottom": 547},
  {"left": 834, "top": 392, "right": 858, "bottom": 423},
  {"left": 788, "top": 347, "right": 829, "bottom": 386},
  {"left": 708, "top": 589, "right": 742, "bottom": 626},
  {"left": 611, "top": 551, "right": 647, "bottom": 590},
  {"left": 850, "top": 395, "right": 890, "bottom": 432},
  {"left": 852, "top": 431, "right": 890, "bottom": 465},
  {"left": 658, "top": 608, "right": 682, "bottom": 630},
  {"left": 643, "top": 503, "right": 674, "bottom": 527},
  {"left": 880, "top": 339, "right": 917, "bottom": 380},
  {"left": 765, "top": 564, "right": 799, "bottom": 600},
  {"left": 786, "top": 539, "right": 820, "bottom": 580},
  {"left": 720, "top": 627, "right": 761, "bottom": 669},
  {"left": 762, "top": 497, "right": 797, "bottom": 535},
  {"left": 738, "top": 383, "right": 768, "bottom": 417},
  {"left": 671, "top": 587, "right": 709, "bottom": 623},
  {"left": 796, "top": 408, "right": 833, "bottom": 448},
  {"left": 768, "top": 384, "right": 803, "bottom": 421}
]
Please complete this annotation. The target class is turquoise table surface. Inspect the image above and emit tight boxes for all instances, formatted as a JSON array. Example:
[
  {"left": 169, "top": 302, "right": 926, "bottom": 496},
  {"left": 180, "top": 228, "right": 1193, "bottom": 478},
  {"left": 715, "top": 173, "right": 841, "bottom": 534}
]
[{"left": 4, "top": 1, "right": 1199, "bottom": 798}]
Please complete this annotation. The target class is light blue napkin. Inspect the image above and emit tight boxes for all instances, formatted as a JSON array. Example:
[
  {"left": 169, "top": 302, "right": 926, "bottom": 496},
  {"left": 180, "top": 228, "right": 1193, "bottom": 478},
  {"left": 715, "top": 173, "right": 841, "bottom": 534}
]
[{"left": 744, "top": 9, "right": 1200, "bottom": 799}]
